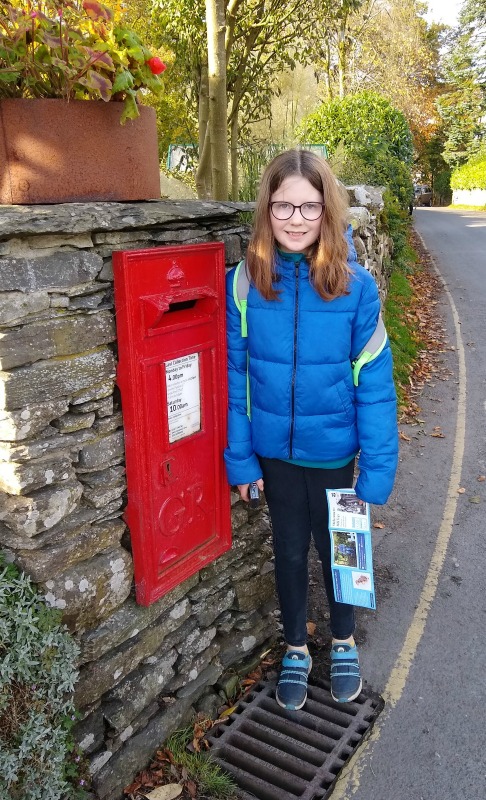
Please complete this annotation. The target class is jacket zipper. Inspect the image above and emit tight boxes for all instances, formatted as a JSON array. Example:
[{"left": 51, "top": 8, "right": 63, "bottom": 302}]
[{"left": 289, "top": 258, "right": 300, "bottom": 458}]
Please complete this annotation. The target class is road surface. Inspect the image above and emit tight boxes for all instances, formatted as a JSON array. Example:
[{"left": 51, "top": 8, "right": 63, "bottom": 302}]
[{"left": 328, "top": 207, "right": 486, "bottom": 800}]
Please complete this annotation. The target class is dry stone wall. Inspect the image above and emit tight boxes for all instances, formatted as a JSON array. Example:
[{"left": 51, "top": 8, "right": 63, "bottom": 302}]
[{"left": 0, "top": 188, "right": 390, "bottom": 800}]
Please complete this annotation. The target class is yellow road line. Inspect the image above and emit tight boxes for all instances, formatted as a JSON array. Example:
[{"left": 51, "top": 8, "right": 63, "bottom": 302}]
[{"left": 332, "top": 234, "right": 467, "bottom": 797}]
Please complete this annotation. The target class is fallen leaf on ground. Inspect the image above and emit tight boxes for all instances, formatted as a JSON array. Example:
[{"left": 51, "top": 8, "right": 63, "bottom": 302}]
[
  {"left": 192, "top": 719, "right": 212, "bottom": 752},
  {"left": 306, "top": 621, "right": 317, "bottom": 636},
  {"left": 397, "top": 234, "right": 450, "bottom": 423},
  {"left": 477, "top": 475, "right": 485, "bottom": 482},
  {"left": 430, "top": 431, "right": 445, "bottom": 438},
  {"left": 458, "top": 487, "right": 466, "bottom": 494},
  {"left": 469, "top": 496, "right": 481, "bottom": 503},
  {"left": 139, "top": 770, "right": 156, "bottom": 787},
  {"left": 219, "top": 704, "right": 237, "bottom": 717},
  {"left": 373, "top": 522, "right": 385, "bottom": 529},
  {"left": 399, "top": 431, "right": 411, "bottom": 442},
  {"left": 142, "top": 785, "right": 182, "bottom": 800},
  {"left": 124, "top": 782, "right": 142, "bottom": 794}
]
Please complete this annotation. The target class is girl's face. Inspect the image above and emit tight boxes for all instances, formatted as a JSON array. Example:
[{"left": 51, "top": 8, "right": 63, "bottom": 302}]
[{"left": 269, "top": 175, "right": 323, "bottom": 254}]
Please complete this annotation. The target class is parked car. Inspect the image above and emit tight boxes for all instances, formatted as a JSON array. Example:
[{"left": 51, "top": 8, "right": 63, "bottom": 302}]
[{"left": 413, "top": 184, "right": 433, "bottom": 207}]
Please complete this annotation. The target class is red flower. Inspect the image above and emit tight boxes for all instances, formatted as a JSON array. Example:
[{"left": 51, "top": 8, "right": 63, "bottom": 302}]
[{"left": 146, "top": 57, "right": 166, "bottom": 75}]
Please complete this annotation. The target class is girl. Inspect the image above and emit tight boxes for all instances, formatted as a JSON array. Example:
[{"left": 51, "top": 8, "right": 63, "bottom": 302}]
[{"left": 224, "top": 149, "right": 398, "bottom": 710}]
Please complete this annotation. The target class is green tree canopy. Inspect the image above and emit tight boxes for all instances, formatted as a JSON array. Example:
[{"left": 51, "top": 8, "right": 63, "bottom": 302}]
[
  {"left": 150, "top": 0, "right": 322, "bottom": 198},
  {"left": 436, "top": 0, "right": 486, "bottom": 167}
]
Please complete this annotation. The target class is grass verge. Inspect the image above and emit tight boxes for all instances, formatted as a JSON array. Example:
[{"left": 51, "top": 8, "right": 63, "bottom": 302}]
[
  {"left": 384, "top": 266, "right": 419, "bottom": 409},
  {"left": 383, "top": 241, "right": 420, "bottom": 411},
  {"left": 449, "top": 204, "right": 486, "bottom": 211}
]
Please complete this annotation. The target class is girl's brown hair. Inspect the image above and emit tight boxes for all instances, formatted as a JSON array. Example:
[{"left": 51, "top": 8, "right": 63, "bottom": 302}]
[{"left": 246, "top": 149, "right": 352, "bottom": 300}]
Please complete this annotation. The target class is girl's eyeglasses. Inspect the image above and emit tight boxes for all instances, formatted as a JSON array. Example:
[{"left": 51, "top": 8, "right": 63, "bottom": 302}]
[{"left": 269, "top": 201, "right": 325, "bottom": 221}]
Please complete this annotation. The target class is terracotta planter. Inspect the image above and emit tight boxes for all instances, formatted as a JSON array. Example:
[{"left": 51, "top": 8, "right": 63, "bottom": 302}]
[{"left": 0, "top": 98, "right": 161, "bottom": 204}]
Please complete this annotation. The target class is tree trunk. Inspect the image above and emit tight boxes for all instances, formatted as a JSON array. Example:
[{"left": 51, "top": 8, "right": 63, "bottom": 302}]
[
  {"left": 196, "top": 60, "right": 212, "bottom": 199},
  {"left": 229, "top": 66, "right": 245, "bottom": 200},
  {"left": 195, "top": 123, "right": 213, "bottom": 199},
  {"left": 230, "top": 113, "right": 239, "bottom": 200},
  {"left": 338, "top": 26, "right": 346, "bottom": 98},
  {"left": 324, "top": 40, "right": 333, "bottom": 99},
  {"left": 205, "top": 0, "right": 229, "bottom": 200}
]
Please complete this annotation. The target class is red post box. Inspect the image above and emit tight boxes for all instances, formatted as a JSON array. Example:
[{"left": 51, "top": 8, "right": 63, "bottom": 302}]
[{"left": 113, "top": 243, "right": 231, "bottom": 605}]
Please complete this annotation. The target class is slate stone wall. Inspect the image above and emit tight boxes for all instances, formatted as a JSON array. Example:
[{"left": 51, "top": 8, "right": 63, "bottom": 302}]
[{"left": 0, "top": 188, "right": 390, "bottom": 800}]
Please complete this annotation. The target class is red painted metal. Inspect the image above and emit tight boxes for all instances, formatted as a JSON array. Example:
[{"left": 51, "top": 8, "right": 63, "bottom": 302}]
[{"left": 113, "top": 243, "right": 231, "bottom": 605}]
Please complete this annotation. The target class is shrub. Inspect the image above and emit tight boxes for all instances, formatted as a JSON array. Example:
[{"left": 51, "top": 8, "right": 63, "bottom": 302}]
[
  {"left": 433, "top": 169, "right": 452, "bottom": 204},
  {"left": 297, "top": 91, "right": 413, "bottom": 166},
  {"left": 380, "top": 189, "right": 414, "bottom": 272},
  {"left": 327, "top": 143, "right": 375, "bottom": 186},
  {"left": 297, "top": 92, "right": 414, "bottom": 210},
  {"left": 450, "top": 150, "right": 486, "bottom": 190},
  {"left": 0, "top": 557, "right": 83, "bottom": 800}
]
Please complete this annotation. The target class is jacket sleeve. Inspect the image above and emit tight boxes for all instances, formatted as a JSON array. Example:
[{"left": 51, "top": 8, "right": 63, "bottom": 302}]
[
  {"left": 351, "top": 272, "right": 398, "bottom": 505},
  {"left": 223, "top": 268, "right": 263, "bottom": 486}
]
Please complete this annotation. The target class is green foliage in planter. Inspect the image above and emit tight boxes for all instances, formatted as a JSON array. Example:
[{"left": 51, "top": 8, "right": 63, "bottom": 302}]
[
  {"left": 0, "top": 556, "right": 83, "bottom": 800},
  {"left": 0, "top": 0, "right": 166, "bottom": 122},
  {"left": 450, "top": 150, "right": 486, "bottom": 190}
]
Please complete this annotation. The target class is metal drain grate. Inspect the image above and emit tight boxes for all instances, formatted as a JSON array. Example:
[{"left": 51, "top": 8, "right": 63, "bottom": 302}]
[{"left": 205, "top": 676, "right": 383, "bottom": 800}]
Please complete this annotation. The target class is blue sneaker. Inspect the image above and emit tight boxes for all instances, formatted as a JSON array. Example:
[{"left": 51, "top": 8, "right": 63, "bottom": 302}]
[
  {"left": 330, "top": 642, "right": 362, "bottom": 702},
  {"left": 276, "top": 650, "right": 312, "bottom": 710}
]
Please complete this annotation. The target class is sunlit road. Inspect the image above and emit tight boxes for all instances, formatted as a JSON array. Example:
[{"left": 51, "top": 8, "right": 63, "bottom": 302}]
[{"left": 330, "top": 207, "right": 486, "bottom": 800}]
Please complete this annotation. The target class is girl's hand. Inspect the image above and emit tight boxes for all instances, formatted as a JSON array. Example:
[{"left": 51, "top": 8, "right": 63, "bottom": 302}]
[{"left": 237, "top": 478, "right": 264, "bottom": 502}]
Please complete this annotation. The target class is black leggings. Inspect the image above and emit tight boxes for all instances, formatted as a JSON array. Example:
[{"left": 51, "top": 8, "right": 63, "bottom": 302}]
[{"left": 259, "top": 457, "right": 356, "bottom": 646}]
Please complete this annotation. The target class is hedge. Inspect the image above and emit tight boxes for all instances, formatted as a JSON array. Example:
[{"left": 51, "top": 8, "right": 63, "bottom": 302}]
[{"left": 450, "top": 152, "right": 486, "bottom": 190}]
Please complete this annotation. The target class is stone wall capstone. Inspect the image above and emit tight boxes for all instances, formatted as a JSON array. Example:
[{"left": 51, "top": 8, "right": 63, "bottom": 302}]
[{"left": 0, "top": 191, "right": 390, "bottom": 800}]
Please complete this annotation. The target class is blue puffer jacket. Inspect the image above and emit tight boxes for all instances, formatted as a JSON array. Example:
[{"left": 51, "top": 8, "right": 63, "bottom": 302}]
[{"left": 224, "top": 233, "right": 398, "bottom": 505}]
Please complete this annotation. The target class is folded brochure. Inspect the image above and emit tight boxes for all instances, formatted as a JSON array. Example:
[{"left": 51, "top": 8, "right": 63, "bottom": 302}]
[{"left": 326, "top": 488, "right": 375, "bottom": 610}]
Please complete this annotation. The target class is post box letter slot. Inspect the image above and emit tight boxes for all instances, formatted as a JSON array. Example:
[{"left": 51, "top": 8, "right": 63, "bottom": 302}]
[
  {"left": 167, "top": 299, "right": 197, "bottom": 313},
  {"left": 142, "top": 289, "right": 218, "bottom": 335}
]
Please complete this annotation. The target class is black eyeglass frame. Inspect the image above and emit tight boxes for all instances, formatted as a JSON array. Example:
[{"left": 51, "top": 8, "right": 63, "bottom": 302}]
[{"left": 269, "top": 201, "right": 325, "bottom": 221}]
